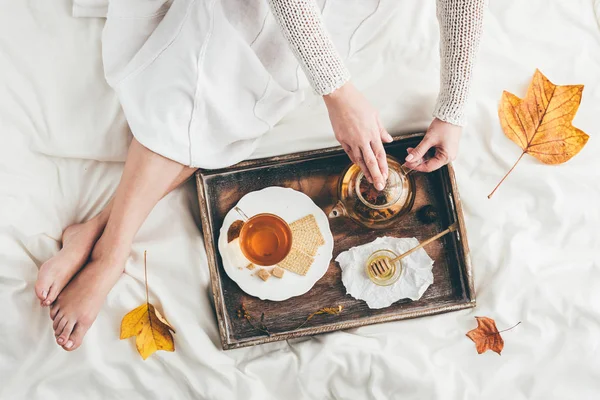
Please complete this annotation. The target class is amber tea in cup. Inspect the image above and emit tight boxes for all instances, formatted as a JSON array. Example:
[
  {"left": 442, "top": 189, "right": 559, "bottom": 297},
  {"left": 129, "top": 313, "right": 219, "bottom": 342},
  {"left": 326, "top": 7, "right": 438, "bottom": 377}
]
[{"left": 239, "top": 213, "right": 292, "bottom": 266}]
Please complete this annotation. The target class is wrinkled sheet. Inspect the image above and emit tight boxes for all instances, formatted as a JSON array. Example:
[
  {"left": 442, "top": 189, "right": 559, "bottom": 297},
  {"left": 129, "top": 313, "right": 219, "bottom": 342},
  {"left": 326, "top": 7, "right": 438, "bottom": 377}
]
[{"left": 1, "top": 0, "right": 600, "bottom": 399}]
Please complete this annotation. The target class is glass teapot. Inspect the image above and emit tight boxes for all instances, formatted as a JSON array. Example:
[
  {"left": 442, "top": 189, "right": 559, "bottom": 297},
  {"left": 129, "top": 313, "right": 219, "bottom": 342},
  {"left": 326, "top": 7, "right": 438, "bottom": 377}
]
[{"left": 328, "top": 155, "right": 415, "bottom": 229}]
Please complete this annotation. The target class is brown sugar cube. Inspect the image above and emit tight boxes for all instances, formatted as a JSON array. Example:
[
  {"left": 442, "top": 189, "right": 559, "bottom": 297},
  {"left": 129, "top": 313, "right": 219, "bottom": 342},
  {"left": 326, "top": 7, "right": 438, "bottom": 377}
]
[
  {"left": 257, "top": 268, "right": 270, "bottom": 281},
  {"left": 271, "top": 266, "right": 285, "bottom": 279},
  {"left": 246, "top": 263, "right": 255, "bottom": 270},
  {"left": 290, "top": 214, "right": 325, "bottom": 257}
]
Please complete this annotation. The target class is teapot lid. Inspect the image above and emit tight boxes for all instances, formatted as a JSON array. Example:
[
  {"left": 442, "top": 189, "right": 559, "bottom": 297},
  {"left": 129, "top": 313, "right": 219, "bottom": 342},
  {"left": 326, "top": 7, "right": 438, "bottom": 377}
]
[{"left": 355, "top": 168, "right": 403, "bottom": 210}]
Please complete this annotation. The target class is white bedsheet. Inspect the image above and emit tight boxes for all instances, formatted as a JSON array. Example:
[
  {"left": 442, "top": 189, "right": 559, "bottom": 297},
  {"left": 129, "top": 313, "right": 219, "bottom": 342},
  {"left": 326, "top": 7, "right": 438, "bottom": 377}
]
[{"left": 1, "top": 0, "right": 600, "bottom": 399}]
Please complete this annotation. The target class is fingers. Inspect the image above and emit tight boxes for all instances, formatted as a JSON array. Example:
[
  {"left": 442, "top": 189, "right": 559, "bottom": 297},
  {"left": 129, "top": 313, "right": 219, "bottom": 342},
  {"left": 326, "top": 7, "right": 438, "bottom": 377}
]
[
  {"left": 405, "top": 137, "right": 433, "bottom": 164},
  {"left": 410, "top": 151, "right": 448, "bottom": 173},
  {"left": 343, "top": 144, "right": 373, "bottom": 184},
  {"left": 377, "top": 119, "right": 393, "bottom": 143},
  {"left": 351, "top": 148, "right": 373, "bottom": 184},
  {"left": 341, "top": 143, "right": 352, "bottom": 160},
  {"left": 403, "top": 147, "right": 423, "bottom": 170},
  {"left": 342, "top": 143, "right": 373, "bottom": 182},
  {"left": 360, "top": 146, "right": 385, "bottom": 191},
  {"left": 339, "top": 121, "right": 390, "bottom": 190},
  {"left": 380, "top": 127, "right": 393, "bottom": 143},
  {"left": 370, "top": 139, "right": 388, "bottom": 182}
]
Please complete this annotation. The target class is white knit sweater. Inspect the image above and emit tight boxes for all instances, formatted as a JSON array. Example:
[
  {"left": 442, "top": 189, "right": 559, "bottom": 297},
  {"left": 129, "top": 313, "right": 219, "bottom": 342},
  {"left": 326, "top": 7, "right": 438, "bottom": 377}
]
[{"left": 267, "top": 0, "right": 485, "bottom": 126}]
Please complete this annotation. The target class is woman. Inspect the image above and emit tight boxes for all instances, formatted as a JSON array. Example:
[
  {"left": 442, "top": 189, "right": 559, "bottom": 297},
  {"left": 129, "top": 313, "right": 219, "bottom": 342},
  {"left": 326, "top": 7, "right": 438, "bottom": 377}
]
[{"left": 36, "top": 0, "right": 484, "bottom": 351}]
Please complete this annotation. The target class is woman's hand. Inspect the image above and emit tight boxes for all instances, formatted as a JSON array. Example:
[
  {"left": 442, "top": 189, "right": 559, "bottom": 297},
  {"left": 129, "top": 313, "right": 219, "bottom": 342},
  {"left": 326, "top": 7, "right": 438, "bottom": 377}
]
[
  {"left": 323, "top": 82, "right": 393, "bottom": 191},
  {"left": 403, "top": 118, "right": 462, "bottom": 172}
]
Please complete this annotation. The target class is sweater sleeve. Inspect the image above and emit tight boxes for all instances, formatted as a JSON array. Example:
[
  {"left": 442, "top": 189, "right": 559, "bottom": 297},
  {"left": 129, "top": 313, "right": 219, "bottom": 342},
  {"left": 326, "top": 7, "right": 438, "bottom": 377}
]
[
  {"left": 266, "top": 0, "right": 351, "bottom": 95},
  {"left": 433, "top": 0, "right": 485, "bottom": 126}
]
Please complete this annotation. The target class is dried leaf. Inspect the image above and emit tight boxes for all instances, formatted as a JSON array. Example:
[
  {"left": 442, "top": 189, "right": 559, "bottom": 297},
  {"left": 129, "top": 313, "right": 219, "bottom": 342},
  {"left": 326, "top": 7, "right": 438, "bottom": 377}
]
[
  {"left": 296, "top": 306, "right": 343, "bottom": 330},
  {"left": 237, "top": 303, "right": 271, "bottom": 336},
  {"left": 466, "top": 317, "right": 520, "bottom": 355},
  {"left": 309, "top": 305, "right": 344, "bottom": 319},
  {"left": 489, "top": 69, "right": 589, "bottom": 198},
  {"left": 154, "top": 306, "right": 176, "bottom": 333},
  {"left": 120, "top": 304, "right": 175, "bottom": 360},
  {"left": 120, "top": 251, "right": 175, "bottom": 360},
  {"left": 238, "top": 304, "right": 343, "bottom": 335}
]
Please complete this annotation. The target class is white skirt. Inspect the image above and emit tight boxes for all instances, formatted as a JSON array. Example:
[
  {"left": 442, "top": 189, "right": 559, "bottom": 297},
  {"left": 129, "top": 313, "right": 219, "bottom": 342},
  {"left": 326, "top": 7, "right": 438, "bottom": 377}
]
[{"left": 102, "top": 0, "right": 394, "bottom": 169}]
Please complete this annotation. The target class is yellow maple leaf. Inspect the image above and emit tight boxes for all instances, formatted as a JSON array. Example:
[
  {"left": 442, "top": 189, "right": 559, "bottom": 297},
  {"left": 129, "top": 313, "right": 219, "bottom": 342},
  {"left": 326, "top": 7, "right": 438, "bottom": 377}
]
[
  {"left": 489, "top": 69, "right": 589, "bottom": 198},
  {"left": 120, "top": 251, "right": 175, "bottom": 360}
]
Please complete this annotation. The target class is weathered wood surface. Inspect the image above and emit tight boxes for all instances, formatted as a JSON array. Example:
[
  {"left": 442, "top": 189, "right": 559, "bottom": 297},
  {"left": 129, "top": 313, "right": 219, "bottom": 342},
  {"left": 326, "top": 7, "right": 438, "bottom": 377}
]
[{"left": 196, "top": 133, "right": 475, "bottom": 350}]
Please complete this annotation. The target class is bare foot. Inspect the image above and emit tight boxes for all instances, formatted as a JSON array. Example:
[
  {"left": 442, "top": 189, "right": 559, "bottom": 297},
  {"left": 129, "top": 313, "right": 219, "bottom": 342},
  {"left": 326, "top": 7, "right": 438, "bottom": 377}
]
[
  {"left": 35, "top": 216, "right": 108, "bottom": 306},
  {"left": 50, "top": 238, "right": 128, "bottom": 351}
]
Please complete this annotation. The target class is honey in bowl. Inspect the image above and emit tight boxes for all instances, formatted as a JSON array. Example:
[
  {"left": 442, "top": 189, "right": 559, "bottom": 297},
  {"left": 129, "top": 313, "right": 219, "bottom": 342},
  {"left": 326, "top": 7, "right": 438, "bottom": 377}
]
[
  {"left": 239, "top": 213, "right": 292, "bottom": 266},
  {"left": 365, "top": 249, "right": 403, "bottom": 286}
]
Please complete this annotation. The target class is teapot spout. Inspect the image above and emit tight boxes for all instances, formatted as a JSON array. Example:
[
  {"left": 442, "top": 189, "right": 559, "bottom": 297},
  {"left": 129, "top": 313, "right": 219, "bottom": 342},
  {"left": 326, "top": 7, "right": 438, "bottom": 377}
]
[{"left": 328, "top": 201, "right": 348, "bottom": 219}]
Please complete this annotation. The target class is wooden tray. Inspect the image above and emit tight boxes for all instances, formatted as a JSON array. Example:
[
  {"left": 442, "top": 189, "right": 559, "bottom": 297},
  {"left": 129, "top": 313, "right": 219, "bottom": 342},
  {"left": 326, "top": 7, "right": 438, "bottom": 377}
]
[{"left": 196, "top": 133, "right": 475, "bottom": 350}]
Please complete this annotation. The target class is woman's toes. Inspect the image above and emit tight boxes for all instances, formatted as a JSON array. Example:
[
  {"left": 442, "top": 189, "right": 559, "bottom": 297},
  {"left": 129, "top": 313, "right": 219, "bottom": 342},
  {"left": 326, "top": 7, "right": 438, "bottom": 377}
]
[
  {"left": 36, "top": 287, "right": 48, "bottom": 303},
  {"left": 35, "top": 269, "right": 52, "bottom": 303},
  {"left": 57, "top": 320, "right": 75, "bottom": 347},
  {"left": 36, "top": 265, "right": 60, "bottom": 306},
  {"left": 52, "top": 313, "right": 64, "bottom": 331},
  {"left": 43, "top": 284, "right": 61, "bottom": 306},
  {"left": 36, "top": 221, "right": 103, "bottom": 309},
  {"left": 54, "top": 316, "right": 68, "bottom": 336},
  {"left": 63, "top": 323, "right": 88, "bottom": 351},
  {"left": 49, "top": 304, "right": 60, "bottom": 320}
]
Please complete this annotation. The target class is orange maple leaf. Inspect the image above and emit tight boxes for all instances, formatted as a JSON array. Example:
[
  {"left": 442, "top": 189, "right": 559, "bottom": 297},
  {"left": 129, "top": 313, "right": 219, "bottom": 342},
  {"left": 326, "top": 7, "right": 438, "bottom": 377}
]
[
  {"left": 489, "top": 69, "right": 589, "bottom": 198},
  {"left": 466, "top": 317, "right": 521, "bottom": 355}
]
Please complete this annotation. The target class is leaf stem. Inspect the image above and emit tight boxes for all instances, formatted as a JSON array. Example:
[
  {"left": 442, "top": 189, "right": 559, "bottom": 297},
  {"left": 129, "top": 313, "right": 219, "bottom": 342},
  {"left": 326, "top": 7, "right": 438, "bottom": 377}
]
[
  {"left": 488, "top": 152, "right": 525, "bottom": 199},
  {"left": 485, "top": 321, "right": 521, "bottom": 337},
  {"left": 144, "top": 250, "right": 149, "bottom": 305},
  {"left": 246, "top": 319, "right": 271, "bottom": 336},
  {"left": 497, "top": 321, "right": 521, "bottom": 334},
  {"left": 293, "top": 307, "right": 343, "bottom": 331},
  {"left": 293, "top": 311, "right": 319, "bottom": 331}
]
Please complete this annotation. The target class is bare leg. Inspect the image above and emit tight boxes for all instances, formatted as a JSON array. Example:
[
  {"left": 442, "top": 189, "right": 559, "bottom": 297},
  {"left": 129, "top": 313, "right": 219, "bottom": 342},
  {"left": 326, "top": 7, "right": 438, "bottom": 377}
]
[
  {"left": 47, "top": 139, "right": 196, "bottom": 350},
  {"left": 35, "top": 157, "right": 194, "bottom": 306}
]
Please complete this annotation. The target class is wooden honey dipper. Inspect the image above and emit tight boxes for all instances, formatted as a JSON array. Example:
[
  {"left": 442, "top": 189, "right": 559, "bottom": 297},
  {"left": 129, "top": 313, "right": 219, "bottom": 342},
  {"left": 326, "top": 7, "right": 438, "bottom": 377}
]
[{"left": 368, "top": 223, "right": 458, "bottom": 278}]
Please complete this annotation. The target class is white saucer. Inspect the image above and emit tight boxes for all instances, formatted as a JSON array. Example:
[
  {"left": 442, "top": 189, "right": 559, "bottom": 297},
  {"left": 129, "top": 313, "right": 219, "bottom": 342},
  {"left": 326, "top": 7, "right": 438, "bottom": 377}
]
[{"left": 218, "top": 187, "right": 334, "bottom": 301}]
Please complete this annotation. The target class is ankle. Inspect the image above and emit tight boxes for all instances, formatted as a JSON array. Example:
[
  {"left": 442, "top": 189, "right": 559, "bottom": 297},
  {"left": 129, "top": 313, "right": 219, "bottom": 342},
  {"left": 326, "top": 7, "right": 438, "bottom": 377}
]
[
  {"left": 91, "top": 234, "right": 131, "bottom": 265},
  {"left": 91, "top": 206, "right": 111, "bottom": 229}
]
